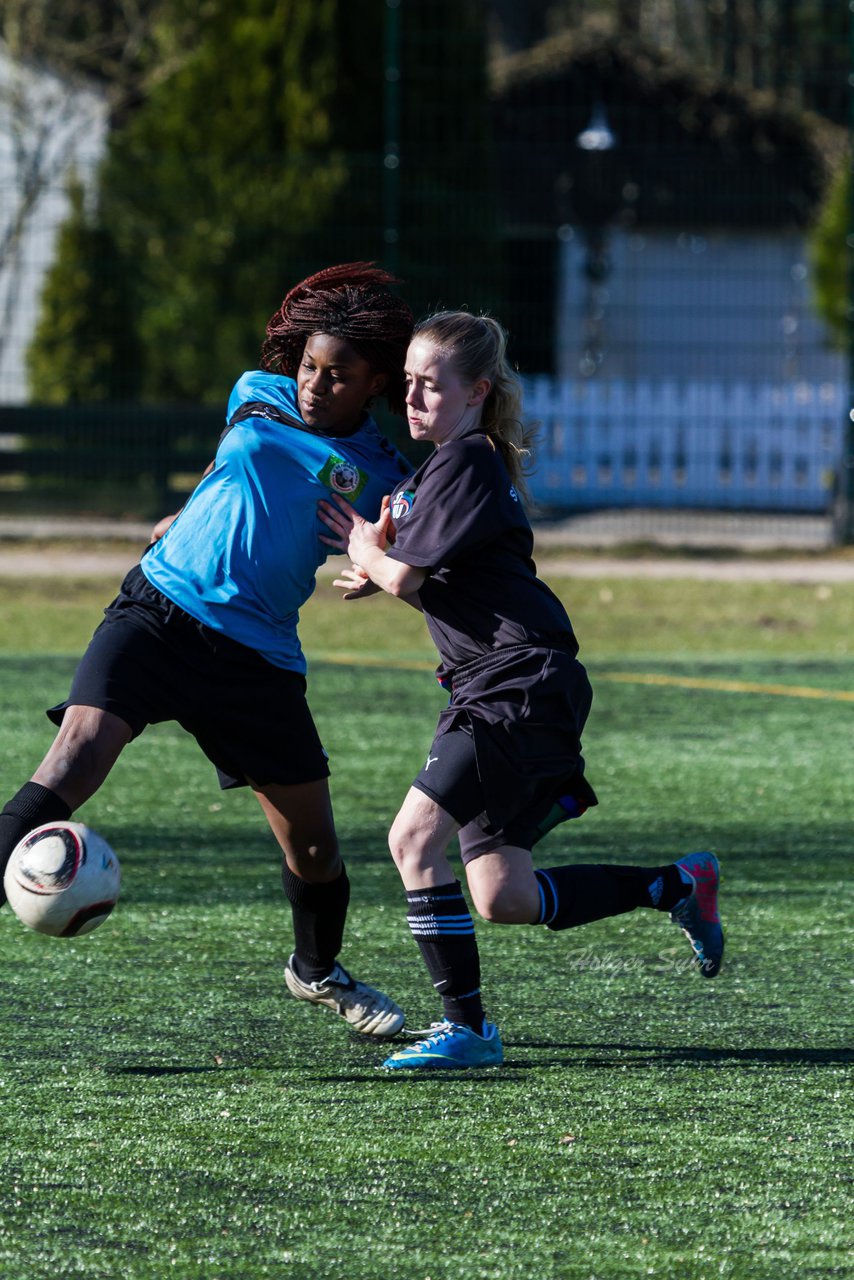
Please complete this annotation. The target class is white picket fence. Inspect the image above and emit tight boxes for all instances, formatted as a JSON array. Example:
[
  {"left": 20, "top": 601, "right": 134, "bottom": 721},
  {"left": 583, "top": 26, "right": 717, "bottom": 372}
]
[{"left": 522, "top": 378, "right": 847, "bottom": 512}]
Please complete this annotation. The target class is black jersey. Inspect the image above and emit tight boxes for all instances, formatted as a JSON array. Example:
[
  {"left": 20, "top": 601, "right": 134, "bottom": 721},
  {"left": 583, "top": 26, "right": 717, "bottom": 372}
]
[{"left": 386, "top": 433, "right": 577, "bottom": 680}]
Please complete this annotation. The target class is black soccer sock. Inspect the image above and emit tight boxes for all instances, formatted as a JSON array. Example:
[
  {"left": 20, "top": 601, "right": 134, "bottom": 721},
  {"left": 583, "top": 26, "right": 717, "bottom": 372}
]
[
  {"left": 405, "top": 881, "right": 485, "bottom": 1033},
  {"left": 281, "top": 862, "right": 350, "bottom": 983},
  {"left": 533, "top": 862, "right": 689, "bottom": 932},
  {"left": 0, "top": 782, "right": 72, "bottom": 907}
]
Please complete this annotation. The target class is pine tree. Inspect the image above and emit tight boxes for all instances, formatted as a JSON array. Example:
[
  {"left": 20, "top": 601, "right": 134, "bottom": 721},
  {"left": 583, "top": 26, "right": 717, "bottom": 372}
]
[
  {"left": 810, "top": 162, "right": 851, "bottom": 350},
  {"left": 27, "top": 177, "right": 140, "bottom": 402},
  {"left": 100, "top": 0, "right": 372, "bottom": 402},
  {"left": 29, "top": 0, "right": 503, "bottom": 403}
]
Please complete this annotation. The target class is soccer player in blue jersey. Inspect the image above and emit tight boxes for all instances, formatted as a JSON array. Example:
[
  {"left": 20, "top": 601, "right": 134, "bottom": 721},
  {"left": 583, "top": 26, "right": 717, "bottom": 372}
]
[
  {"left": 319, "top": 309, "right": 724, "bottom": 1070},
  {"left": 0, "top": 263, "right": 413, "bottom": 1040}
]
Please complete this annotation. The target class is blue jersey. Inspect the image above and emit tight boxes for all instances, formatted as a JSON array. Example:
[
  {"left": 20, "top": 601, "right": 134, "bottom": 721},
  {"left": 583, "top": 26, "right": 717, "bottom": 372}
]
[{"left": 141, "top": 370, "right": 410, "bottom": 672}]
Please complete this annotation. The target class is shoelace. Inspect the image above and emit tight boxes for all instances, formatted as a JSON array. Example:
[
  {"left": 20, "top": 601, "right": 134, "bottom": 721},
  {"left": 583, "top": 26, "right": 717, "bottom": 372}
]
[{"left": 403, "top": 1020, "right": 456, "bottom": 1047}]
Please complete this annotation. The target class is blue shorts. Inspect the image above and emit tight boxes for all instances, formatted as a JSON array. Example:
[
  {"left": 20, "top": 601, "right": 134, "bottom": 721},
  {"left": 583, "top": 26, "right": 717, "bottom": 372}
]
[{"left": 47, "top": 565, "right": 330, "bottom": 791}]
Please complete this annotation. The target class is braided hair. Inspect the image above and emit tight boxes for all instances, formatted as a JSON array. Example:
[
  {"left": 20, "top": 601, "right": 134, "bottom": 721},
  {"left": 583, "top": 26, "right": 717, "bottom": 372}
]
[{"left": 261, "top": 262, "right": 413, "bottom": 414}]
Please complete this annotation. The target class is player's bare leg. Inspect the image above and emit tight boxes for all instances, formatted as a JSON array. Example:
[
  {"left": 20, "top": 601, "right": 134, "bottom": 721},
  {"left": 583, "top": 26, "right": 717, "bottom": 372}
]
[
  {"left": 33, "top": 706, "right": 133, "bottom": 810},
  {"left": 254, "top": 778, "right": 340, "bottom": 883},
  {"left": 387, "top": 785, "right": 460, "bottom": 888},
  {"left": 464, "top": 846, "right": 540, "bottom": 924},
  {"left": 1, "top": 705, "right": 131, "bottom": 908}
]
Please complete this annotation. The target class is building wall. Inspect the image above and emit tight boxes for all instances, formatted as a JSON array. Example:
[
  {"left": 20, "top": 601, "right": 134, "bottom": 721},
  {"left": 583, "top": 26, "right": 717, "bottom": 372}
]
[
  {"left": 0, "top": 50, "right": 106, "bottom": 403},
  {"left": 556, "top": 229, "right": 845, "bottom": 384}
]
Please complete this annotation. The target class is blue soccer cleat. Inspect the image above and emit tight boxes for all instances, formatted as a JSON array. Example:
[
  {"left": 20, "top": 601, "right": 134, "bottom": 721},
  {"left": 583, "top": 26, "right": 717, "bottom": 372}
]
[
  {"left": 382, "top": 1020, "right": 504, "bottom": 1071},
  {"left": 670, "top": 851, "right": 724, "bottom": 978}
]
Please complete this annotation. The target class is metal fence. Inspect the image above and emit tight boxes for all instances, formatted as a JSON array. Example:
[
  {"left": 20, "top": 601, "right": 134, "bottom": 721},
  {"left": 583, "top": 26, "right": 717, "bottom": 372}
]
[
  {"left": 0, "top": 405, "right": 219, "bottom": 517},
  {"left": 525, "top": 377, "right": 844, "bottom": 513},
  {"left": 0, "top": 2, "right": 850, "bottom": 536}
]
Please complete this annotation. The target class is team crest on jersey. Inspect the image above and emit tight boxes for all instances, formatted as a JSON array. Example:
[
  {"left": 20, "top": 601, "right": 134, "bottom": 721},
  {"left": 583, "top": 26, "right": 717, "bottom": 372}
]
[
  {"left": 319, "top": 454, "right": 368, "bottom": 501},
  {"left": 391, "top": 489, "right": 415, "bottom": 521}
]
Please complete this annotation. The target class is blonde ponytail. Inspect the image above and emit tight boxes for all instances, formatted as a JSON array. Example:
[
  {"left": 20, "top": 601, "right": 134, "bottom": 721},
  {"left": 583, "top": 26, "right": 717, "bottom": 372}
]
[{"left": 412, "top": 311, "right": 536, "bottom": 499}]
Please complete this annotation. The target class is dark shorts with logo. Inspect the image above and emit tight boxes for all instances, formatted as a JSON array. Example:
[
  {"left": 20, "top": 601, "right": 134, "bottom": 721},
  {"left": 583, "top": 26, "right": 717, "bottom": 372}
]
[
  {"left": 47, "top": 564, "right": 329, "bottom": 791},
  {"left": 412, "top": 646, "right": 598, "bottom": 862}
]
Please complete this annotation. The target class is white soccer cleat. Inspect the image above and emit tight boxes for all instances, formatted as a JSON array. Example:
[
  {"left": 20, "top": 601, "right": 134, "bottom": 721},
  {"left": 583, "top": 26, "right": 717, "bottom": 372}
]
[{"left": 284, "top": 955, "right": 405, "bottom": 1037}]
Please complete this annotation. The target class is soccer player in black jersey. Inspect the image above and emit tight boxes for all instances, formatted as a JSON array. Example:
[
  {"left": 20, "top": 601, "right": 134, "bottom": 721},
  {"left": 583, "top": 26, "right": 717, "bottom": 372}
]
[{"left": 318, "top": 309, "right": 724, "bottom": 1071}]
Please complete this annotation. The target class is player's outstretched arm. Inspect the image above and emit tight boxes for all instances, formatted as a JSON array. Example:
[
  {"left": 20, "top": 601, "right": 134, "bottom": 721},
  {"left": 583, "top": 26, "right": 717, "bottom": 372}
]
[{"left": 331, "top": 562, "right": 423, "bottom": 610}]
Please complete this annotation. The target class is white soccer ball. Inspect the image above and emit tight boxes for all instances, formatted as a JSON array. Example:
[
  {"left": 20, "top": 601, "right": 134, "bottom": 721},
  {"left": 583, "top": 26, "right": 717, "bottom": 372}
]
[{"left": 3, "top": 821, "right": 121, "bottom": 937}]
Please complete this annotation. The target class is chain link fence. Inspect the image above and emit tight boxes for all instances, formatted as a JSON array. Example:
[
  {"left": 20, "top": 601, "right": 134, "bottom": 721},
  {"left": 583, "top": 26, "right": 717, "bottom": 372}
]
[{"left": 0, "top": 3, "right": 849, "bottom": 540}]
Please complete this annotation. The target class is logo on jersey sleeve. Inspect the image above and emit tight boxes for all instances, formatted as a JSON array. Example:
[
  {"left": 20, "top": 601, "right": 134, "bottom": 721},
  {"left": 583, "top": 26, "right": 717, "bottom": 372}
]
[
  {"left": 319, "top": 454, "right": 368, "bottom": 501},
  {"left": 391, "top": 489, "right": 415, "bottom": 521}
]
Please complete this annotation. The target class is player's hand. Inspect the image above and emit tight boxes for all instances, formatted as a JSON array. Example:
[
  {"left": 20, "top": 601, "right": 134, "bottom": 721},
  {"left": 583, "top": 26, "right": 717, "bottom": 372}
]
[
  {"left": 332, "top": 564, "right": 382, "bottom": 600},
  {"left": 318, "top": 494, "right": 387, "bottom": 561},
  {"left": 317, "top": 495, "right": 354, "bottom": 552},
  {"left": 378, "top": 494, "right": 397, "bottom": 545},
  {"left": 151, "top": 512, "right": 179, "bottom": 542}
]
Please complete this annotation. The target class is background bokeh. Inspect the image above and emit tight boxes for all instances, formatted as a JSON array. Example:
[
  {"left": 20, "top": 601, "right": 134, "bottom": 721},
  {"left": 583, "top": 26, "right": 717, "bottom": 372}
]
[{"left": 0, "top": 1, "right": 850, "bottom": 534}]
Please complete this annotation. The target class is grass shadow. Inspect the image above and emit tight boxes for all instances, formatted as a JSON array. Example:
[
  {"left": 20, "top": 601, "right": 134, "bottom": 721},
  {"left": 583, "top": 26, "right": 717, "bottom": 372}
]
[
  {"left": 507, "top": 1040, "right": 853, "bottom": 1068},
  {"left": 107, "top": 1064, "right": 223, "bottom": 1077}
]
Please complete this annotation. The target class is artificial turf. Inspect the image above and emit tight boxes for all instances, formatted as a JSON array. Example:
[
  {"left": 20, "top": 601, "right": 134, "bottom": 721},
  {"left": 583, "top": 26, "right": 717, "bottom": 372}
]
[{"left": 0, "top": 571, "right": 851, "bottom": 1278}]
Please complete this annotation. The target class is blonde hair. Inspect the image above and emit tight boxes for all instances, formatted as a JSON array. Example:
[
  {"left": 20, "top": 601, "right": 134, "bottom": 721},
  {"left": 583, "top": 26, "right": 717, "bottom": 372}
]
[{"left": 412, "top": 310, "right": 536, "bottom": 498}]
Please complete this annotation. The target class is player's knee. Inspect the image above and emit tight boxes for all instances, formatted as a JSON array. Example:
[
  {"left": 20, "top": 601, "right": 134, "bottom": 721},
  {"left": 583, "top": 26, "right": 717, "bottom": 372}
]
[
  {"left": 388, "top": 815, "right": 434, "bottom": 879},
  {"left": 283, "top": 835, "right": 340, "bottom": 882},
  {"left": 387, "top": 817, "right": 413, "bottom": 872}
]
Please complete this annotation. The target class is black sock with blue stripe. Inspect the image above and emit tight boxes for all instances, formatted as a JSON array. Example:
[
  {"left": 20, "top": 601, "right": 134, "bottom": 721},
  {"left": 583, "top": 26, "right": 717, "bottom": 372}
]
[
  {"left": 405, "top": 881, "right": 485, "bottom": 1033},
  {"left": 533, "top": 863, "right": 688, "bottom": 931}
]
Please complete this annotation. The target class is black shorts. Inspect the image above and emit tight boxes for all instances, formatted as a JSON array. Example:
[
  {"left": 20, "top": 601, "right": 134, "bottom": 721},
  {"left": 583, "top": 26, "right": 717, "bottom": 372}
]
[
  {"left": 412, "top": 646, "right": 598, "bottom": 862},
  {"left": 413, "top": 726, "right": 596, "bottom": 863},
  {"left": 47, "top": 565, "right": 330, "bottom": 791}
]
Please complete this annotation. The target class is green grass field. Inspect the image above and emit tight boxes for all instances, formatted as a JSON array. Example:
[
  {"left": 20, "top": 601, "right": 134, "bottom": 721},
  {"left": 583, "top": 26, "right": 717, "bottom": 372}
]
[{"left": 0, "top": 568, "right": 851, "bottom": 1279}]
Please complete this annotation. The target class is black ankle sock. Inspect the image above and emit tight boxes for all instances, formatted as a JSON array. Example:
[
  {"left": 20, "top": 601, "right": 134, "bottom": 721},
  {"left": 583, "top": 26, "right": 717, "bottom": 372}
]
[
  {"left": 405, "top": 882, "right": 485, "bottom": 1032},
  {"left": 648, "top": 864, "right": 691, "bottom": 912},
  {"left": 0, "top": 782, "right": 72, "bottom": 906},
  {"left": 281, "top": 863, "right": 350, "bottom": 983},
  {"left": 534, "top": 862, "right": 689, "bottom": 931}
]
